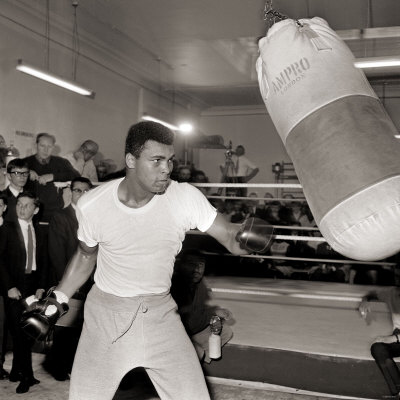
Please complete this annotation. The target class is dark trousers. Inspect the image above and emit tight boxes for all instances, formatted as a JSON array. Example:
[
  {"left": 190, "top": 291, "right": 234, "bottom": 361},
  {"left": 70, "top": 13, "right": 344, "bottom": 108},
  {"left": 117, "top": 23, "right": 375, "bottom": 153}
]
[
  {"left": 5, "top": 273, "right": 38, "bottom": 379},
  {"left": 44, "top": 326, "right": 81, "bottom": 376},
  {"left": 371, "top": 341, "right": 400, "bottom": 395},
  {"left": 0, "top": 296, "right": 8, "bottom": 365}
]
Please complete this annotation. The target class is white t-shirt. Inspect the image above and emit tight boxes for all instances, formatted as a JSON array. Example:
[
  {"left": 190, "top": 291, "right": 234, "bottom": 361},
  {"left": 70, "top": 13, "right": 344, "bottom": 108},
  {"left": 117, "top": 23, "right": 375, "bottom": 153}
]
[
  {"left": 222, "top": 155, "right": 257, "bottom": 177},
  {"left": 76, "top": 178, "right": 217, "bottom": 297}
]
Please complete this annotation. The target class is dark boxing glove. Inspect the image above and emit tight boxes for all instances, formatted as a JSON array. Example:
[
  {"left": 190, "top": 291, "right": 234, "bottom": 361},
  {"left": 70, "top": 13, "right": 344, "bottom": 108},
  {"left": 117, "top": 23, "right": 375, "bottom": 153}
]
[
  {"left": 20, "top": 289, "right": 69, "bottom": 341},
  {"left": 236, "top": 217, "right": 274, "bottom": 253}
]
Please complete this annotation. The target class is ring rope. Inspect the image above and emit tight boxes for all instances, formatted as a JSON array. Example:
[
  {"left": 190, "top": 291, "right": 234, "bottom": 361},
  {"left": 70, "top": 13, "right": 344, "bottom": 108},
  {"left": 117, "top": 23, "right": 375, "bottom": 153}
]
[
  {"left": 210, "top": 288, "right": 363, "bottom": 303},
  {"left": 192, "top": 183, "right": 303, "bottom": 189},
  {"left": 206, "top": 195, "right": 306, "bottom": 202},
  {"left": 201, "top": 251, "right": 395, "bottom": 266},
  {"left": 188, "top": 230, "right": 323, "bottom": 241}
]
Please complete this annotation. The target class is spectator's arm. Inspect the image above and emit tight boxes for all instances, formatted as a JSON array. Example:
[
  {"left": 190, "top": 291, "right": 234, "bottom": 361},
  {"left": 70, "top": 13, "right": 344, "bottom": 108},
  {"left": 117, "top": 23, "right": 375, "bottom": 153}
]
[
  {"left": 52, "top": 158, "right": 80, "bottom": 182},
  {"left": 244, "top": 167, "right": 259, "bottom": 182}
]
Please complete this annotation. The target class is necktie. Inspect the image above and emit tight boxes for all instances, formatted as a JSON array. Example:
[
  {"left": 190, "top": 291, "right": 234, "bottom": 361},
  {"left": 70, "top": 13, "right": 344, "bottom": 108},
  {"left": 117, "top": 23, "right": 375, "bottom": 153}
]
[
  {"left": 235, "top": 157, "right": 239, "bottom": 175},
  {"left": 26, "top": 224, "right": 33, "bottom": 274}
]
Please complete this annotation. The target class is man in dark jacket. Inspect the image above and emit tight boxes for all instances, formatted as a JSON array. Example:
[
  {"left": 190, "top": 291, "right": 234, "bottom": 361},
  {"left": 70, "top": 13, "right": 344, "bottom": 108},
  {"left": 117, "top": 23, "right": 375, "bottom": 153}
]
[
  {"left": 22, "top": 133, "right": 79, "bottom": 222},
  {"left": 0, "top": 192, "right": 49, "bottom": 393},
  {"left": 44, "top": 177, "right": 93, "bottom": 381}
]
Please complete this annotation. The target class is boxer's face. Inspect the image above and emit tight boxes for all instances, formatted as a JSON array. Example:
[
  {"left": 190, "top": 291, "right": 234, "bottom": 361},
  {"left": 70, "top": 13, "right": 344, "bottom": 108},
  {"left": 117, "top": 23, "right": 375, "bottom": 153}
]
[{"left": 132, "top": 140, "right": 174, "bottom": 194}]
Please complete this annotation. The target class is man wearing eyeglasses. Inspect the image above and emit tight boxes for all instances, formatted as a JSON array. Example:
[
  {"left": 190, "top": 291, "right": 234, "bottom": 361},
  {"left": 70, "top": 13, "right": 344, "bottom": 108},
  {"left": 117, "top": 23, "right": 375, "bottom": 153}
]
[
  {"left": 64, "top": 140, "right": 99, "bottom": 183},
  {"left": 2, "top": 159, "right": 30, "bottom": 222},
  {"left": 44, "top": 177, "right": 93, "bottom": 382}
]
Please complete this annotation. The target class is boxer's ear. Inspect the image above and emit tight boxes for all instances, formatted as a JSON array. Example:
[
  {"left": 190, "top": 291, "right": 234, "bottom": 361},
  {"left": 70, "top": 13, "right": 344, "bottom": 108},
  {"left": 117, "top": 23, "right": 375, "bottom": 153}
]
[{"left": 125, "top": 153, "right": 136, "bottom": 169}]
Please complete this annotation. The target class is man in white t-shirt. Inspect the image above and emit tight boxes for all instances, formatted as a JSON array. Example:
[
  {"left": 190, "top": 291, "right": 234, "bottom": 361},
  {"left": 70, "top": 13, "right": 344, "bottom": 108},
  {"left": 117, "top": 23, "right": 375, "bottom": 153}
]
[
  {"left": 220, "top": 145, "right": 259, "bottom": 197},
  {"left": 20, "top": 122, "right": 273, "bottom": 400}
]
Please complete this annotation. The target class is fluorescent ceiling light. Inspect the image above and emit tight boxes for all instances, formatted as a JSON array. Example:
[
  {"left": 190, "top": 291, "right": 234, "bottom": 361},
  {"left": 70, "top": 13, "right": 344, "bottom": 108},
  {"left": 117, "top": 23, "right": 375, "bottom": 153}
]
[
  {"left": 141, "top": 115, "right": 182, "bottom": 131},
  {"left": 16, "top": 59, "right": 95, "bottom": 98},
  {"left": 354, "top": 57, "right": 400, "bottom": 69}
]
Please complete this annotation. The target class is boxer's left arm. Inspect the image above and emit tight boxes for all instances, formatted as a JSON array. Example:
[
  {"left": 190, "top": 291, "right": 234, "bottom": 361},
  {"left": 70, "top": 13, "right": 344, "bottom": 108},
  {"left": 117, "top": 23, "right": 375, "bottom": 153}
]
[{"left": 206, "top": 213, "right": 249, "bottom": 255}]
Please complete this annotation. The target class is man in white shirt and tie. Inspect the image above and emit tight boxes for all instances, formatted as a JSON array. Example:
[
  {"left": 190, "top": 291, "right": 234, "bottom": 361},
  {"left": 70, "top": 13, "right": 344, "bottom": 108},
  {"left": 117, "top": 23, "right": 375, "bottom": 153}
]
[{"left": 0, "top": 192, "right": 48, "bottom": 393}]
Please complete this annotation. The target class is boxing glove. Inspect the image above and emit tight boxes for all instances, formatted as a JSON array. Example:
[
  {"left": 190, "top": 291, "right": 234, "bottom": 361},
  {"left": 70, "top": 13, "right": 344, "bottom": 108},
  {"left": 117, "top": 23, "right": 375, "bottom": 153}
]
[
  {"left": 20, "top": 290, "right": 69, "bottom": 341},
  {"left": 236, "top": 217, "right": 274, "bottom": 253}
]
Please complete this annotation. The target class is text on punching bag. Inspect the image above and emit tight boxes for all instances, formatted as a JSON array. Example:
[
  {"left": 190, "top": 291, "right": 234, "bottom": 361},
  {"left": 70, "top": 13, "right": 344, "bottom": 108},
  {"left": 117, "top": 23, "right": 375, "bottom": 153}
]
[{"left": 272, "top": 57, "right": 310, "bottom": 95}]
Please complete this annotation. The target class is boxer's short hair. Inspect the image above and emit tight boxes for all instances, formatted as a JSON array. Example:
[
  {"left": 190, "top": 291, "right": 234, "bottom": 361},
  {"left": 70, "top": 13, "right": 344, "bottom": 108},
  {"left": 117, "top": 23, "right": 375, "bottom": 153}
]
[{"left": 125, "top": 121, "right": 174, "bottom": 158}]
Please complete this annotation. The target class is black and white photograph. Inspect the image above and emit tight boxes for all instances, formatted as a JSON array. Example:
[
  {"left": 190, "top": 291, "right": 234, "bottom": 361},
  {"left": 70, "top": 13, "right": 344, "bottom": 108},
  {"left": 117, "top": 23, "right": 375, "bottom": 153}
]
[{"left": 1, "top": 1, "right": 400, "bottom": 399}]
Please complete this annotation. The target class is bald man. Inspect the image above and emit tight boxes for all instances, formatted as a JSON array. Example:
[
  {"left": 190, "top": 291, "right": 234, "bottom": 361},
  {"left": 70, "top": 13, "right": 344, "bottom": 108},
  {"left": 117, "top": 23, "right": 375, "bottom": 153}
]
[{"left": 64, "top": 140, "right": 99, "bottom": 182}]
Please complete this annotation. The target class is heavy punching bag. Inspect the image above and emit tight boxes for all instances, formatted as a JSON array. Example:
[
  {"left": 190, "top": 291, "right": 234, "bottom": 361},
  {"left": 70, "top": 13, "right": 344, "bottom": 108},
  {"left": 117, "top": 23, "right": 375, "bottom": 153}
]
[{"left": 256, "top": 17, "right": 400, "bottom": 261}]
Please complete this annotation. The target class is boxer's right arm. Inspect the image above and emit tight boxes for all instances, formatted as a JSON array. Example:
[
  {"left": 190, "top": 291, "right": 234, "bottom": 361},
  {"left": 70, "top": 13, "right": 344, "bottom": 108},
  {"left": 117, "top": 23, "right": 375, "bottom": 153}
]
[
  {"left": 20, "top": 241, "right": 97, "bottom": 341},
  {"left": 56, "top": 240, "right": 98, "bottom": 299}
]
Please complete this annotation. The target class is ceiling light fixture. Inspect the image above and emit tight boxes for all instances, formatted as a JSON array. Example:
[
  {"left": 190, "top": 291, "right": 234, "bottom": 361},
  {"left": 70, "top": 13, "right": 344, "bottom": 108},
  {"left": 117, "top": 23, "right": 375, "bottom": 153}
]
[
  {"left": 178, "top": 123, "right": 193, "bottom": 134},
  {"left": 354, "top": 56, "right": 400, "bottom": 69},
  {"left": 16, "top": 59, "right": 95, "bottom": 98},
  {"left": 142, "top": 115, "right": 179, "bottom": 131}
]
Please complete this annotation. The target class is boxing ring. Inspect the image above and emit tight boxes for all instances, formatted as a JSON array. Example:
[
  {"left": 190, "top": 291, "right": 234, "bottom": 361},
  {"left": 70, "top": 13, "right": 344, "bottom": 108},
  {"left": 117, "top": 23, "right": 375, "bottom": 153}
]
[{"left": 187, "top": 182, "right": 397, "bottom": 399}]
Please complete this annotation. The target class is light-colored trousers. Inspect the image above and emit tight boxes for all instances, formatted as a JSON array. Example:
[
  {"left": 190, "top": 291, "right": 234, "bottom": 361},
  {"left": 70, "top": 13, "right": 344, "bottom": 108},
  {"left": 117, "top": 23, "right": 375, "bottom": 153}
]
[{"left": 69, "top": 284, "right": 210, "bottom": 400}]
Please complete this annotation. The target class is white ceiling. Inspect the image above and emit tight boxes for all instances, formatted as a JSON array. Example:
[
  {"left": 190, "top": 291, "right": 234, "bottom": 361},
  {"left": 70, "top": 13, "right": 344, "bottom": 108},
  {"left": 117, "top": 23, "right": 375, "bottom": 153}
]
[{"left": 18, "top": 0, "right": 400, "bottom": 109}]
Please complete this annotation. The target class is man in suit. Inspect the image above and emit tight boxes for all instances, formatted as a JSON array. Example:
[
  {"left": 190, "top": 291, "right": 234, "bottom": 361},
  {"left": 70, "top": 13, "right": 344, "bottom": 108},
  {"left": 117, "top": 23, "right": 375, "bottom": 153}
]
[
  {"left": 0, "top": 193, "right": 9, "bottom": 379},
  {"left": 2, "top": 158, "right": 30, "bottom": 222},
  {"left": 0, "top": 191, "right": 48, "bottom": 393},
  {"left": 44, "top": 177, "right": 93, "bottom": 381}
]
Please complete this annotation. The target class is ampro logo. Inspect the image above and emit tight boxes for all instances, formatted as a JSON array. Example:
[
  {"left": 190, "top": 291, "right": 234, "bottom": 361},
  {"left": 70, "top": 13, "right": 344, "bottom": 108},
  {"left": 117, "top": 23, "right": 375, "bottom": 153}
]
[{"left": 272, "top": 57, "right": 310, "bottom": 95}]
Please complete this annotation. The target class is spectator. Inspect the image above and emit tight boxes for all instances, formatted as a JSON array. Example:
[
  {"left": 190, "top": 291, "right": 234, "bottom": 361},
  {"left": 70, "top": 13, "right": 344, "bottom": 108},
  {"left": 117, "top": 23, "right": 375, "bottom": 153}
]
[
  {"left": 220, "top": 145, "right": 259, "bottom": 197},
  {"left": 2, "top": 159, "right": 30, "bottom": 222},
  {"left": 0, "top": 193, "right": 8, "bottom": 380},
  {"left": 177, "top": 165, "right": 192, "bottom": 183},
  {"left": 285, "top": 222, "right": 316, "bottom": 271},
  {"left": 44, "top": 177, "right": 93, "bottom": 381},
  {"left": 22, "top": 133, "right": 79, "bottom": 222},
  {"left": 269, "top": 228, "right": 290, "bottom": 275},
  {"left": 64, "top": 140, "right": 99, "bottom": 182},
  {"left": 95, "top": 163, "right": 108, "bottom": 181},
  {"left": 299, "top": 203, "right": 315, "bottom": 227},
  {"left": 263, "top": 200, "right": 282, "bottom": 225},
  {"left": 0, "top": 192, "right": 48, "bottom": 393},
  {"left": 291, "top": 201, "right": 303, "bottom": 224},
  {"left": 0, "top": 148, "right": 9, "bottom": 191},
  {"left": 358, "top": 278, "right": 400, "bottom": 399},
  {"left": 191, "top": 170, "right": 209, "bottom": 196},
  {"left": 0, "top": 135, "right": 6, "bottom": 149},
  {"left": 230, "top": 200, "right": 247, "bottom": 223},
  {"left": 208, "top": 193, "right": 225, "bottom": 214},
  {"left": 171, "top": 249, "right": 233, "bottom": 363},
  {"left": 47, "top": 177, "right": 93, "bottom": 284},
  {"left": 245, "top": 192, "right": 264, "bottom": 218}
]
